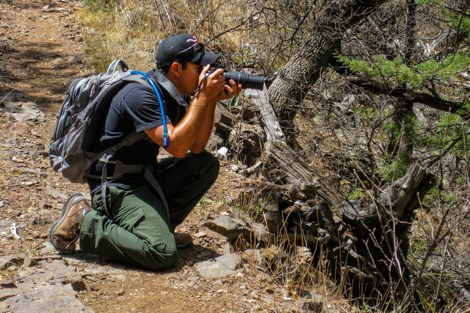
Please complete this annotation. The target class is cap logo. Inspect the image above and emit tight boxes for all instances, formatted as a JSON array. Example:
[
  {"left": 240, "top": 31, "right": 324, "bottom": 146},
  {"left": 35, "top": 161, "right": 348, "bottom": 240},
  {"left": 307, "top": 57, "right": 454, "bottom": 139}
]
[
  {"left": 186, "top": 37, "right": 203, "bottom": 53},
  {"left": 187, "top": 37, "right": 198, "bottom": 44}
]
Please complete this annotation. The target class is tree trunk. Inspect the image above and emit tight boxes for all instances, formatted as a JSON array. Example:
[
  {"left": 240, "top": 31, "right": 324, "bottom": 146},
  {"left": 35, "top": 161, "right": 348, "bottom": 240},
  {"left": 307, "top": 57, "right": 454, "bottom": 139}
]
[{"left": 268, "top": 0, "right": 387, "bottom": 137}]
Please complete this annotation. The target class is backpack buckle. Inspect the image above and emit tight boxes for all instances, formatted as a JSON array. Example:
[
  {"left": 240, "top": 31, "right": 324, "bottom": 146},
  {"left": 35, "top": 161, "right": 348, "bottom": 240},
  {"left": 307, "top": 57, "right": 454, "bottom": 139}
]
[{"left": 98, "top": 159, "right": 145, "bottom": 179}]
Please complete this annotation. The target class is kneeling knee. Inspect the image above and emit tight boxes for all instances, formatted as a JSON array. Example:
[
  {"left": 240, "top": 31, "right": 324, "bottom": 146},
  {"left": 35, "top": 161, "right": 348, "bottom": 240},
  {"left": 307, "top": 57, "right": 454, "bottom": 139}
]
[
  {"left": 162, "top": 248, "right": 179, "bottom": 269},
  {"left": 143, "top": 245, "right": 179, "bottom": 271}
]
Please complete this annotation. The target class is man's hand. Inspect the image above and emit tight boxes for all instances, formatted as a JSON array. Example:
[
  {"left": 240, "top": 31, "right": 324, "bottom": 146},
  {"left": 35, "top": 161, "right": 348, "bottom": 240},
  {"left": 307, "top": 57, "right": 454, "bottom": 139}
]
[
  {"left": 196, "top": 65, "right": 242, "bottom": 102},
  {"left": 220, "top": 77, "right": 242, "bottom": 100}
]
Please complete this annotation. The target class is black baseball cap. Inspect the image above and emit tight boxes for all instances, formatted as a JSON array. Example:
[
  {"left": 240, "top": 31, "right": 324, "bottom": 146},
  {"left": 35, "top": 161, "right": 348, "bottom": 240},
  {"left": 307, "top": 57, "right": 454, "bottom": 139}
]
[{"left": 156, "top": 34, "right": 220, "bottom": 69}]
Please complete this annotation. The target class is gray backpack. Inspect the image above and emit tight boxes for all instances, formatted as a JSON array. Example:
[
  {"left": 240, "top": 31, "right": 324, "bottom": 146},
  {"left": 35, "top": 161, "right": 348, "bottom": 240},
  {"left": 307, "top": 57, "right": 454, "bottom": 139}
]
[{"left": 49, "top": 60, "right": 168, "bottom": 184}]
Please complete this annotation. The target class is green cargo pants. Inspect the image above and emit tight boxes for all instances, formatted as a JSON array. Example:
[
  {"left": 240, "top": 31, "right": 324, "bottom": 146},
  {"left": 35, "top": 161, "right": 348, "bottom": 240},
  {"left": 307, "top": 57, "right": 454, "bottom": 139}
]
[{"left": 79, "top": 151, "right": 219, "bottom": 271}]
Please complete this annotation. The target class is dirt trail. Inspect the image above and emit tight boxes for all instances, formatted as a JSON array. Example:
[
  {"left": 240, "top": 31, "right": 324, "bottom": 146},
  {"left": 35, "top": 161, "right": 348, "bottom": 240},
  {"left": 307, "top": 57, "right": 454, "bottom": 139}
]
[
  {"left": 0, "top": 1, "right": 299, "bottom": 312},
  {"left": 0, "top": 0, "right": 87, "bottom": 107}
]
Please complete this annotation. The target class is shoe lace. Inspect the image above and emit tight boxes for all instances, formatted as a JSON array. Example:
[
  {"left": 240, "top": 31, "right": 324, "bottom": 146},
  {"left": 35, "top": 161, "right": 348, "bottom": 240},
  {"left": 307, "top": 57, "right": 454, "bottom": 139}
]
[{"left": 65, "top": 214, "right": 82, "bottom": 242}]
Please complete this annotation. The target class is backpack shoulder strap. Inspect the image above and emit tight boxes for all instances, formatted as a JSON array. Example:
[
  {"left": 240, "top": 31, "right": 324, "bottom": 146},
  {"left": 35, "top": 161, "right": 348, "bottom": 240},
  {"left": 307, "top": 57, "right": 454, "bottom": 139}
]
[{"left": 153, "top": 71, "right": 188, "bottom": 109}]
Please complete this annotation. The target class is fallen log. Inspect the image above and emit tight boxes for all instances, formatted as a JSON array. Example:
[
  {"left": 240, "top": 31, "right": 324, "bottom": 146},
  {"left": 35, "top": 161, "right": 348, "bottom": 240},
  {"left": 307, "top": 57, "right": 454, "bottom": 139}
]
[{"left": 244, "top": 89, "right": 346, "bottom": 207}]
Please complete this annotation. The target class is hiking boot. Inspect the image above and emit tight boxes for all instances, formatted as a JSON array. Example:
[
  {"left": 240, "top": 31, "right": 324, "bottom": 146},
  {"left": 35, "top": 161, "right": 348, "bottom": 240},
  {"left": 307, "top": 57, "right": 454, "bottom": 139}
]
[
  {"left": 49, "top": 193, "right": 92, "bottom": 254},
  {"left": 175, "top": 232, "right": 193, "bottom": 249}
]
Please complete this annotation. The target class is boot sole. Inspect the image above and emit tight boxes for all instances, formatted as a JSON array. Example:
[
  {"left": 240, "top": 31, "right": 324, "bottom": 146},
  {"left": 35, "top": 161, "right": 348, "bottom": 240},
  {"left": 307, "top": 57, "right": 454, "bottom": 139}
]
[{"left": 49, "top": 193, "right": 85, "bottom": 254}]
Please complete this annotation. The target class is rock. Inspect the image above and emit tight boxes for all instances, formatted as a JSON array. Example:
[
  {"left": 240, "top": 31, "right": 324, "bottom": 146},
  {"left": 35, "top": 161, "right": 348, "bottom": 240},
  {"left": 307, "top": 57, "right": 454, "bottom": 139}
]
[
  {"left": 196, "top": 253, "right": 240, "bottom": 278},
  {"left": 89, "top": 284, "right": 100, "bottom": 291},
  {"left": 262, "top": 245, "right": 288, "bottom": 270},
  {"left": 30, "top": 215, "right": 54, "bottom": 226},
  {"left": 0, "top": 279, "right": 17, "bottom": 288},
  {"left": 297, "top": 247, "right": 313, "bottom": 264},
  {"left": 203, "top": 215, "right": 251, "bottom": 241},
  {"left": 7, "top": 120, "right": 30, "bottom": 135},
  {"left": 0, "top": 255, "right": 24, "bottom": 269},
  {"left": 23, "top": 256, "right": 38, "bottom": 267},
  {"left": 66, "top": 55, "right": 80, "bottom": 64},
  {"left": 41, "top": 242, "right": 57, "bottom": 254},
  {"left": 302, "top": 300, "right": 323, "bottom": 313},
  {"left": 1, "top": 101, "right": 45, "bottom": 122},
  {"left": 194, "top": 231, "right": 206, "bottom": 238},
  {"left": 0, "top": 302, "right": 9, "bottom": 312},
  {"left": 51, "top": 57, "right": 66, "bottom": 69},
  {"left": 0, "top": 258, "right": 93, "bottom": 312},
  {"left": 241, "top": 249, "right": 263, "bottom": 265},
  {"left": 70, "top": 280, "right": 87, "bottom": 292},
  {"left": 251, "top": 221, "right": 270, "bottom": 242},
  {"left": 261, "top": 197, "right": 282, "bottom": 233}
]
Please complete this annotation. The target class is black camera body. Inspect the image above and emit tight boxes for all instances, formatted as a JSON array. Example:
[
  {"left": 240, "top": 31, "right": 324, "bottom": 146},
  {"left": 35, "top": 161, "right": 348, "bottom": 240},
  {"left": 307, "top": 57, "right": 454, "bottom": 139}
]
[{"left": 209, "top": 67, "right": 265, "bottom": 90}]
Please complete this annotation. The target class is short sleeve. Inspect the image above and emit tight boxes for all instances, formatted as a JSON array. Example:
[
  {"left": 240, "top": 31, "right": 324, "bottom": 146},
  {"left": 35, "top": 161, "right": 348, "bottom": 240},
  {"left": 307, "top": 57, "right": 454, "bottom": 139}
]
[{"left": 122, "top": 84, "right": 172, "bottom": 133}]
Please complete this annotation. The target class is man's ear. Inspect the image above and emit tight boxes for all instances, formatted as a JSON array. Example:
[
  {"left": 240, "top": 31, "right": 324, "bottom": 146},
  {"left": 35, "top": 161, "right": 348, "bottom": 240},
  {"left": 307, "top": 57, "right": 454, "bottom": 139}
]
[{"left": 169, "top": 61, "right": 182, "bottom": 77}]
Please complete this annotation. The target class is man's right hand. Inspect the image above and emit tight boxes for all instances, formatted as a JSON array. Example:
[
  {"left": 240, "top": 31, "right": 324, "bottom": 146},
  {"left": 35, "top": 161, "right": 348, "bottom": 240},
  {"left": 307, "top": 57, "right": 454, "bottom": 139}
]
[{"left": 195, "top": 65, "right": 227, "bottom": 102}]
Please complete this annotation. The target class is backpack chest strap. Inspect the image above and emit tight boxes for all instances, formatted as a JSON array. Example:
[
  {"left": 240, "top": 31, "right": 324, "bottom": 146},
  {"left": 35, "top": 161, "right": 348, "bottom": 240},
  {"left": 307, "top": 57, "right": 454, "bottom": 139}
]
[{"left": 86, "top": 159, "right": 146, "bottom": 180}]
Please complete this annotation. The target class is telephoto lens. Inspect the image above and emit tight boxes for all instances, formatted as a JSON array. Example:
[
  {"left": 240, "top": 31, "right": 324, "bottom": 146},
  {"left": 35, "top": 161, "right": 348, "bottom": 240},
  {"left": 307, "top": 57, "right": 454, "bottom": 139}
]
[{"left": 223, "top": 71, "right": 265, "bottom": 90}]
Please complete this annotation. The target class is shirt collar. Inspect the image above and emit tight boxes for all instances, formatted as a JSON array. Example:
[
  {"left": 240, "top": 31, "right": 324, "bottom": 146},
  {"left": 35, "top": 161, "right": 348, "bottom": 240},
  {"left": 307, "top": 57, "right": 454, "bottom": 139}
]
[{"left": 149, "top": 70, "right": 189, "bottom": 109}]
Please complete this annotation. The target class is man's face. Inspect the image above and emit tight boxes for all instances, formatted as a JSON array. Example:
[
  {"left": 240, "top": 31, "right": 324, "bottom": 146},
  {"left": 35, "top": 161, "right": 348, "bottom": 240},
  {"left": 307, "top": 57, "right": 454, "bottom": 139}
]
[{"left": 179, "top": 62, "right": 203, "bottom": 95}]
